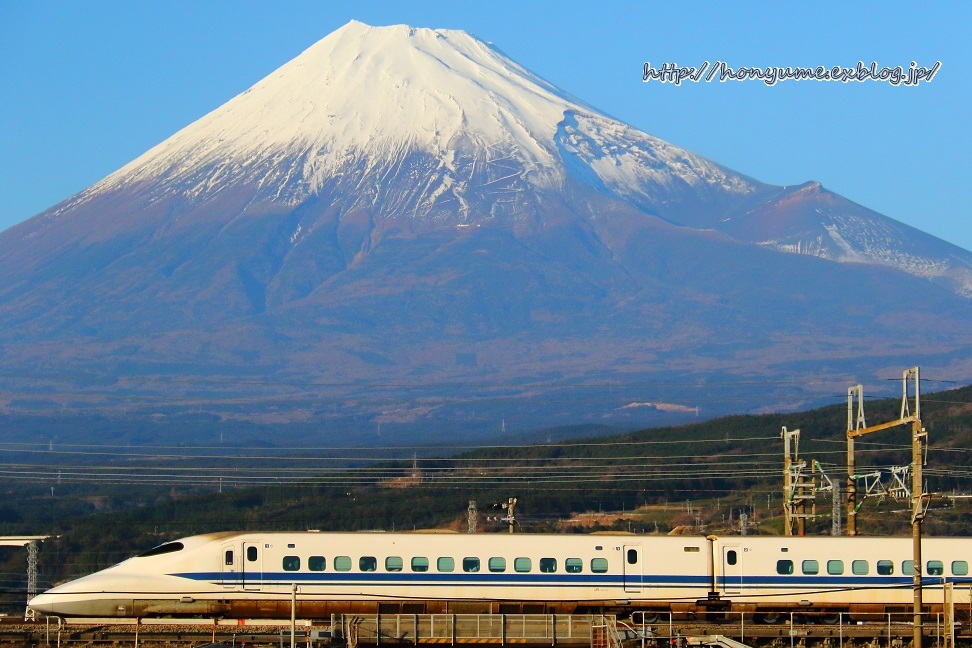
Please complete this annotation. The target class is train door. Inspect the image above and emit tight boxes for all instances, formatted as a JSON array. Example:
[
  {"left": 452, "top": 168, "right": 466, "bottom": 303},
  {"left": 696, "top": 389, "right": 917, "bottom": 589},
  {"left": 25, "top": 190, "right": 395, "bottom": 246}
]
[
  {"left": 721, "top": 545, "right": 742, "bottom": 595},
  {"left": 623, "top": 545, "right": 643, "bottom": 593},
  {"left": 221, "top": 542, "right": 240, "bottom": 589},
  {"left": 242, "top": 541, "right": 264, "bottom": 591}
]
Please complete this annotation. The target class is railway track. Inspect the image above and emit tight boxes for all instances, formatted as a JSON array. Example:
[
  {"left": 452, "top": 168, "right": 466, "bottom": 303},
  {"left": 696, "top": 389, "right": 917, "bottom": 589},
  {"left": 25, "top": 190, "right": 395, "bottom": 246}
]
[
  {"left": 0, "top": 619, "right": 312, "bottom": 647},
  {"left": 0, "top": 615, "right": 965, "bottom": 648}
]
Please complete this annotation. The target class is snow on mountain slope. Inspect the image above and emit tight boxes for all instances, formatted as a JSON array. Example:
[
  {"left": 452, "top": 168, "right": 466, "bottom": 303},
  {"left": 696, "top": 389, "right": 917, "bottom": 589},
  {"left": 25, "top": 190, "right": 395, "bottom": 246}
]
[
  {"left": 1, "top": 21, "right": 971, "bottom": 438},
  {"left": 720, "top": 182, "right": 972, "bottom": 296},
  {"left": 53, "top": 21, "right": 758, "bottom": 223},
  {"left": 23, "top": 20, "right": 962, "bottom": 297}
]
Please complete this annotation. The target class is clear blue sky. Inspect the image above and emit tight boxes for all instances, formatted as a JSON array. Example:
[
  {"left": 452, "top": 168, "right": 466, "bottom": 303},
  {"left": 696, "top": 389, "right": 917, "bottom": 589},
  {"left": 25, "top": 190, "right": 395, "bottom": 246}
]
[{"left": 1, "top": 2, "right": 968, "bottom": 251}]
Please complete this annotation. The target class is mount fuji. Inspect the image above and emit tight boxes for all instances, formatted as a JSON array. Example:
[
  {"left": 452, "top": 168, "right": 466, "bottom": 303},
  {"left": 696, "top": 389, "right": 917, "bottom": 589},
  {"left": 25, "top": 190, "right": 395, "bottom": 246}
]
[{"left": 1, "top": 21, "right": 971, "bottom": 443}]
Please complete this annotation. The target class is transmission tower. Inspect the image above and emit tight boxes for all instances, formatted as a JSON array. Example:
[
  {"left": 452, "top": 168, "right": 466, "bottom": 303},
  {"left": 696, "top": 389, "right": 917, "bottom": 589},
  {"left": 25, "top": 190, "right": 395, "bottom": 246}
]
[
  {"left": 0, "top": 536, "right": 48, "bottom": 621},
  {"left": 831, "top": 480, "right": 842, "bottom": 537},
  {"left": 25, "top": 541, "right": 37, "bottom": 621},
  {"left": 812, "top": 460, "right": 841, "bottom": 536}
]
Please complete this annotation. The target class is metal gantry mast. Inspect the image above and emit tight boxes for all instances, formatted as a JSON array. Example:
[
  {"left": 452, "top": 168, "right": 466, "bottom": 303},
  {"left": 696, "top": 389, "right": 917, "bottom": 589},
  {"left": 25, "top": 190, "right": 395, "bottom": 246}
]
[
  {"left": 845, "top": 384, "right": 865, "bottom": 535},
  {"left": 906, "top": 368, "right": 928, "bottom": 648},
  {"left": 843, "top": 367, "right": 925, "bottom": 648}
]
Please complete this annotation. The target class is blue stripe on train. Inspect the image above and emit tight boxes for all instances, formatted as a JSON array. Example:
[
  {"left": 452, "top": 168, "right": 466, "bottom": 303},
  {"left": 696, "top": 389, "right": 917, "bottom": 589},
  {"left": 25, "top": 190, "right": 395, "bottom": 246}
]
[
  {"left": 170, "top": 571, "right": 971, "bottom": 589},
  {"left": 171, "top": 572, "right": 708, "bottom": 587}
]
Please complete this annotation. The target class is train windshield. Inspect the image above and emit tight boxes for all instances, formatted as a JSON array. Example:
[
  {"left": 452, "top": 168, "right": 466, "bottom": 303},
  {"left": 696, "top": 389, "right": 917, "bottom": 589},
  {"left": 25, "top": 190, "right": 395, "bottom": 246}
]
[{"left": 135, "top": 542, "right": 185, "bottom": 558}]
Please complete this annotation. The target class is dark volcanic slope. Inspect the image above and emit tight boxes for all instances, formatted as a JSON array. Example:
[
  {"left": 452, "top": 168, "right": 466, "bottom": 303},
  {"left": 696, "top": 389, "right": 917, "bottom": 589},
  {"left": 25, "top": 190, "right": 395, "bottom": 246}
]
[{"left": 1, "top": 22, "right": 970, "bottom": 440}]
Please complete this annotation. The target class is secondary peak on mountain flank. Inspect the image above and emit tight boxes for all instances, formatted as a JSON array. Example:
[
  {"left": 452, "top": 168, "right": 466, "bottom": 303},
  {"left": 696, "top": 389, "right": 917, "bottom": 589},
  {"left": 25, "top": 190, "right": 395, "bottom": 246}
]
[{"left": 1, "top": 21, "right": 970, "bottom": 440}]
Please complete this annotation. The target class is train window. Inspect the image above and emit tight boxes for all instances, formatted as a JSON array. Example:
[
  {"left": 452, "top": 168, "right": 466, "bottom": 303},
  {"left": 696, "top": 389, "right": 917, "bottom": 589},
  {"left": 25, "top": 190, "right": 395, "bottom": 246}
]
[
  {"left": 626, "top": 549, "right": 638, "bottom": 565},
  {"left": 927, "top": 561, "right": 944, "bottom": 576},
  {"left": 437, "top": 557, "right": 455, "bottom": 572},
  {"left": 726, "top": 550, "right": 737, "bottom": 566},
  {"left": 283, "top": 556, "right": 300, "bottom": 572},
  {"left": 309, "top": 556, "right": 325, "bottom": 572},
  {"left": 411, "top": 557, "right": 430, "bottom": 572},
  {"left": 591, "top": 558, "right": 608, "bottom": 573},
  {"left": 877, "top": 560, "right": 894, "bottom": 575},
  {"left": 247, "top": 546, "right": 258, "bottom": 562},
  {"left": 539, "top": 558, "right": 557, "bottom": 573},
  {"left": 224, "top": 550, "right": 234, "bottom": 566},
  {"left": 334, "top": 556, "right": 352, "bottom": 572},
  {"left": 802, "top": 560, "right": 819, "bottom": 575},
  {"left": 360, "top": 556, "right": 377, "bottom": 572},
  {"left": 514, "top": 557, "right": 532, "bottom": 573},
  {"left": 776, "top": 560, "right": 794, "bottom": 575},
  {"left": 952, "top": 561, "right": 969, "bottom": 576},
  {"left": 488, "top": 557, "right": 507, "bottom": 573},
  {"left": 827, "top": 560, "right": 844, "bottom": 575},
  {"left": 565, "top": 558, "right": 583, "bottom": 573},
  {"left": 852, "top": 560, "right": 868, "bottom": 575},
  {"left": 385, "top": 556, "right": 403, "bottom": 572},
  {"left": 463, "top": 557, "right": 481, "bottom": 573},
  {"left": 902, "top": 560, "right": 914, "bottom": 575},
  {"left": 137, "top": 542, "right": 185, "bottom": 558}
]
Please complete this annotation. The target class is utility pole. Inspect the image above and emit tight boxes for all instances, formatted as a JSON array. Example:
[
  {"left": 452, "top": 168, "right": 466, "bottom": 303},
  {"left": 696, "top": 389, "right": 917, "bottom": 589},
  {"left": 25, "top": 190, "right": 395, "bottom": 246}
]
[
  {"left": 782, "top": 427, "right": 799, "bottom": 535},
  {"left": 782, "top": 427, "right": 815, "bottom": 535},
  {"left": 488, "top": 498, "right": 517, "bottom": 533},
  {"left": 467, "top": 500, "right": 478, "bottom": 533},
  {"left": 846, "top": 384, "right": 865, "bottom": 536}
]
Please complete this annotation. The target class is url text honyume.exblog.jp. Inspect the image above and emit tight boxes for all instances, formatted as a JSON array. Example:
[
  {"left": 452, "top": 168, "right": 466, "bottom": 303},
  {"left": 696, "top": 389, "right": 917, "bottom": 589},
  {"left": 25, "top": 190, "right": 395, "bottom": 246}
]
[{"left": 642, "top": 61, "right": 941, "bottom": 86}]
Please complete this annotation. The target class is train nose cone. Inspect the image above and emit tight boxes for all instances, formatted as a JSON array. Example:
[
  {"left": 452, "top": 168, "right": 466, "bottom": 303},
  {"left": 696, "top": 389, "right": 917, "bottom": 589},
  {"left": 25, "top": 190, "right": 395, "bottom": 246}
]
[
  {"left": 28, "top": 592, "right": 57, "bottom": 616},
  {"left": 28, "top": 591, "right": 135, "bottom": 617}
]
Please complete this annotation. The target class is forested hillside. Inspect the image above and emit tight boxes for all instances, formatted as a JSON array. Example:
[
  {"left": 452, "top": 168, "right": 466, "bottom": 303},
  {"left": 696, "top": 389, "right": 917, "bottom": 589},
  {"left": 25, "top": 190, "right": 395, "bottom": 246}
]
[{"left": 0, "top": 383, "right": 969, "bottom": 613}]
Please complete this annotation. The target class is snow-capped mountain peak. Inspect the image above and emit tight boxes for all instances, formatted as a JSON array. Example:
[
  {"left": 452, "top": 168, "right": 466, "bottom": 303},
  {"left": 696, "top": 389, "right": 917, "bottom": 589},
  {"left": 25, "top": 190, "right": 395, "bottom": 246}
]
[
  {"left": 2, "top": 20, "right": 972, "bottom": 438},
  {"left": 78, "top": 21, "right": 752, "bottom": 221}
]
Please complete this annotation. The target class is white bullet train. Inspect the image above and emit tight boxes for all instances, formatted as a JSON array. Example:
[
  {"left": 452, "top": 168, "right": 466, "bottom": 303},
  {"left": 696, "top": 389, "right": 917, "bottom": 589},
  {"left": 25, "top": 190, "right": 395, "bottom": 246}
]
[{"left": 28, "top": 531, "right": 972, "bottom": 621}]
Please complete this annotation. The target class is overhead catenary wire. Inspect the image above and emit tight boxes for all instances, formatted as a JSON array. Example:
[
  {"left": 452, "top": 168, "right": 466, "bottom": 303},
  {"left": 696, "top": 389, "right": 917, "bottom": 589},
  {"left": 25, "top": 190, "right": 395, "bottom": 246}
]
[
  {"left": 0, "top": 373, "right": 965, "bottom": 495},
  {"left": 0, "top": 427, "right": 958, "bottom": 488}
]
